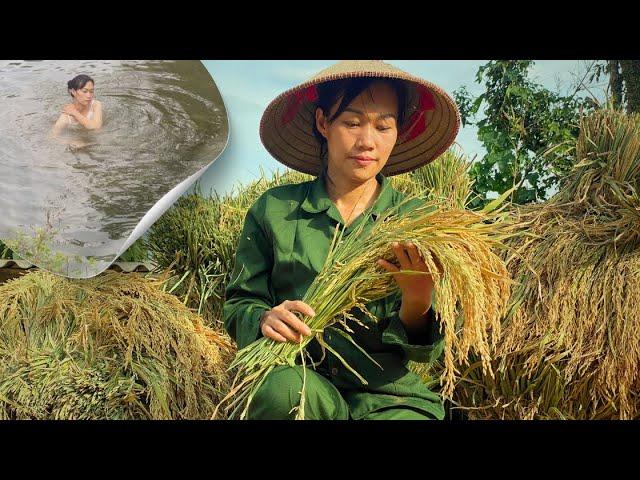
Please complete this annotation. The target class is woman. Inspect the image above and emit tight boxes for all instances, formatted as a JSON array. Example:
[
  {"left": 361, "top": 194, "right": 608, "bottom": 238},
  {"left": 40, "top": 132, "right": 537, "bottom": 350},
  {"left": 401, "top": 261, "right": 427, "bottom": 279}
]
[
  {"left": 51, "top": 74, "right": 103, "bottom": 137},
  {"left": 224, "top": 60, "right": 461, "bottom": 420}
]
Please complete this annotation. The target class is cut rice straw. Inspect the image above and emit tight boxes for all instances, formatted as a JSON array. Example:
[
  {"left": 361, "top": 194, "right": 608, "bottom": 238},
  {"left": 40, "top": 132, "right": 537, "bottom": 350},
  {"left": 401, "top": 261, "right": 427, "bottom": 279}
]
[
  {"left": 216, "top": 192, "right": 514, "bottom": 419},
  {"left": 454, "top": 109, "right": 640, "bottom": 419}
]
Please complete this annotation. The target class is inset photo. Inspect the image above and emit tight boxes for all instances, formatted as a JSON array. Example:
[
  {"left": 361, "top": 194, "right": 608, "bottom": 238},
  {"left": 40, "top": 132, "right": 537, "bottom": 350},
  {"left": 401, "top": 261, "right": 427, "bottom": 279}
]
[{"left": 0, "top": 60, "right": 228, "bottom": 278}]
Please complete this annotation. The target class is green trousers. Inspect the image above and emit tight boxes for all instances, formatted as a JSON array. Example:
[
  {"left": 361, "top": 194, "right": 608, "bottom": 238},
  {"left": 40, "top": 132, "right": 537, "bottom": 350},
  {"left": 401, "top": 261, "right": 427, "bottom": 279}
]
[{"left": 247, "top": 365, "right": 434, "bottom": 420}]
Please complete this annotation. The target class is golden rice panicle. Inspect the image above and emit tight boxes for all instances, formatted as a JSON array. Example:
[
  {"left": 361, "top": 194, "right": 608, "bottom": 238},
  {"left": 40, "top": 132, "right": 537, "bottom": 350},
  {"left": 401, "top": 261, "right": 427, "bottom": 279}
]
[{"left": 400, "top": 207, "right": 511, "bottom": 397}]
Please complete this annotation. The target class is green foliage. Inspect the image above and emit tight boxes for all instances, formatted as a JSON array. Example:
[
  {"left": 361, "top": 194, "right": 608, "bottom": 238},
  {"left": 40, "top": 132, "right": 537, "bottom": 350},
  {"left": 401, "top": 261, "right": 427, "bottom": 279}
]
[
  {"left": 2, "top": 226, "right": 102, "bottom": 277},
  {"left": 116, "top": 237, "right": 150, "bottom": 263},
  {"left": 455, "top": 60, "right": 593, "bottom": 207},
  {"left": 0, "top": 239, "right": 12, "bottom": 259},
  {"left": 3, "top": 227, "right": 68, "bottom": 272}
]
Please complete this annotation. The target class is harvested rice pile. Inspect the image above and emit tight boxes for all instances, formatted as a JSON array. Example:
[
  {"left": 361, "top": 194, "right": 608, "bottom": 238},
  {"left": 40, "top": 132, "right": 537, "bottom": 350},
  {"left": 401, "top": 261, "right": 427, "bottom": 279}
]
[
  {"left": 0, "top": 270, "right": 235, "bottom": 419},
  {"left": 455, "top": 110, "right": 640, "bottom": 419}
]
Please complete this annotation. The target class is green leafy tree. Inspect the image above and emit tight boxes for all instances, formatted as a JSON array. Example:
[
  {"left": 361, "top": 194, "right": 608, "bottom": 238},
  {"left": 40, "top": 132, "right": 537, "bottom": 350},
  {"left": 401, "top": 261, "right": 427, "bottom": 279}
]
[{"left": 455, "top": 60, "right": 593, "bottom": 207}]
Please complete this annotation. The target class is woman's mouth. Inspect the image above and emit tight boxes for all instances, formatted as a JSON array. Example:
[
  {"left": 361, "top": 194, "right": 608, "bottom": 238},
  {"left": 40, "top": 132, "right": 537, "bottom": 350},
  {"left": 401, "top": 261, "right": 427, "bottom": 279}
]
[{"left": 350, "top": 155, "right": 376, "bottom": 167}]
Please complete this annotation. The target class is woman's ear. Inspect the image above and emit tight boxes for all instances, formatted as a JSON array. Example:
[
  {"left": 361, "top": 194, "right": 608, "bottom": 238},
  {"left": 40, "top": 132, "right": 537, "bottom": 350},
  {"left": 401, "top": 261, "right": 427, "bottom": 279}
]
[{"left": 315, "top": 107, "right": 328, "bottom": 139}]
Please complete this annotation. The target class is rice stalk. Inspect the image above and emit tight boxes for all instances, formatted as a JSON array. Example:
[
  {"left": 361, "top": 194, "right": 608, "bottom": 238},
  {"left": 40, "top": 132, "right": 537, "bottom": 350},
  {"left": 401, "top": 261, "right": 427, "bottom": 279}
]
[{"left": 217, "top": 195, "right": 514, "bottom": 419}]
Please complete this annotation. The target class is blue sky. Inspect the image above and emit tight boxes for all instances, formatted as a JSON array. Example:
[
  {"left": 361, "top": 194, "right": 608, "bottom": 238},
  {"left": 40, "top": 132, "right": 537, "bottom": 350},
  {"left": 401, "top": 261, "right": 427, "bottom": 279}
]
[{"left": 195, "top": 60, "right": 601, "bottom": 197}]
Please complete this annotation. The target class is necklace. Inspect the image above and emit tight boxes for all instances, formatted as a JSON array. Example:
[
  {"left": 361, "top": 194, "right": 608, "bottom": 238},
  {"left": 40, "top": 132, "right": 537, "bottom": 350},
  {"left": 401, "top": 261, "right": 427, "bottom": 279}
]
[{"left": 342, "top": 179, "right": 380, "bottom": 227}]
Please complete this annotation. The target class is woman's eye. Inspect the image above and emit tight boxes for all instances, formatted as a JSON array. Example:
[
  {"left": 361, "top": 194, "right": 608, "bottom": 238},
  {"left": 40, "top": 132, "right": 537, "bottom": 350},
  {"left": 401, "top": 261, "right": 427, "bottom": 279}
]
[
  {"left": 377, "top": 125, "right": 392, "bottom": 132},
  {"left": 344, "top": 121, "right": 359, "bottom": 128}
]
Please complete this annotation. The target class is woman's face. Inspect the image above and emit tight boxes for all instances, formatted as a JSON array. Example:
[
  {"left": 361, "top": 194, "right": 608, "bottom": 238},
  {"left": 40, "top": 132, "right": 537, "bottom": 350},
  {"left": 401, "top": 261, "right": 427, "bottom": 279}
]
[
  {"left": 71, "top": 81, "right": 94, "bottom": 105},
  {"left": 316, "top": 81, "right": 399, "bottom": 185}
]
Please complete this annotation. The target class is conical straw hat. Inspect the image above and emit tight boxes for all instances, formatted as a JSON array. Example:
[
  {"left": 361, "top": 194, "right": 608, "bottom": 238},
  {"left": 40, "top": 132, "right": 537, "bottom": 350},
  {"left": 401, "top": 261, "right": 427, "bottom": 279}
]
[{"left": 259, "top": 60, "right": 461, "bottom": 176}]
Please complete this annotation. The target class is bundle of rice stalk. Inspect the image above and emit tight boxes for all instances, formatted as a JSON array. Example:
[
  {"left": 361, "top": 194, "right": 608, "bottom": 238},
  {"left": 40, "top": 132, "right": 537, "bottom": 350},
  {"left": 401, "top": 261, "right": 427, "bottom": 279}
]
[
  {"left": 147, "top": 169, "right": 310, "bottom": 326},
  {"left": 217, "top": 195, "right": 513, "bottom": 420},
  {"left": 454, "top": 109, "right": 640, "bottom": 419},
  {"left": 0, "top": 270, "right": 234, "bottom": 419},
  {"left": 391, "top": 148, "right": 477, "bottom": 386}
]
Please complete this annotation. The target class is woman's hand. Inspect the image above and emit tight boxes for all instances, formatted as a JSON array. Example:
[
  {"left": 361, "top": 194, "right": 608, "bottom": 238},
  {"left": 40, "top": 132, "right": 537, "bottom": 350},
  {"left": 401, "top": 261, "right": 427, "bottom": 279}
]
[
  {"left": 260, "top": 300, "right": 314, "bottom": 343},
  {"left": 377, "top": 241, "right": 443, "bottom": 330},
  {"left": 62, "top": 104, "right": 79, "bottom": 117},
  {"left": 378, "top": 242, "right": 440, "bottom": 302}
]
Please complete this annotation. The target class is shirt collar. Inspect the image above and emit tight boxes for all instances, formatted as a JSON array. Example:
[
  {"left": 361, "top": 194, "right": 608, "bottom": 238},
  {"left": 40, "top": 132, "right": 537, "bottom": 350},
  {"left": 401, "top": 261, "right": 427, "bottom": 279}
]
[{"left": 300, "top": 168, "right": 396, "bottom": 219}]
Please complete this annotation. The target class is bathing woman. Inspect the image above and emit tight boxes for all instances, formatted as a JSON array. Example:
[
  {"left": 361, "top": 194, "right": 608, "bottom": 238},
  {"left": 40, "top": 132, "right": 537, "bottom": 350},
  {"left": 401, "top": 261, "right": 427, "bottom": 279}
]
[{"left": 51, "top": 74, "right": 103, "bottom": 136}]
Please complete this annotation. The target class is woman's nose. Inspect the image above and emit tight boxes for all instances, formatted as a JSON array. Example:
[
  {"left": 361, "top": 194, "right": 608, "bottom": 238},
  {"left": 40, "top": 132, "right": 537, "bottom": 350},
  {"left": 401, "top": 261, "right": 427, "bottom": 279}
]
[{"left": 356, "top": 125, "right": 375, "bottom": 149}]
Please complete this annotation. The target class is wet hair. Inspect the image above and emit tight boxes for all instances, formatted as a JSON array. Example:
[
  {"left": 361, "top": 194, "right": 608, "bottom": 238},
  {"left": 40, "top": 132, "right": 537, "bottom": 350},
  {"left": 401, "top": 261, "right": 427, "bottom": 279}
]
[
  {"left": 311, "top": 77, "right": 408, "bottom": 164},
  {"left": 67, "top": 74, "right": 95, "bottom": 97}
]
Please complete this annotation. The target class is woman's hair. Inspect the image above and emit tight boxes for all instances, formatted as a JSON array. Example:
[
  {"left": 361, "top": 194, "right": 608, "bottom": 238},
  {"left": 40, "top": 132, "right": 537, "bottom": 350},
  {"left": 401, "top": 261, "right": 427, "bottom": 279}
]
[
  {"left": 311, "top": 77, "right": 409, "bottom": 164},
  {"left": 67, "top": 74, "right": 95, "bottom": 97}
]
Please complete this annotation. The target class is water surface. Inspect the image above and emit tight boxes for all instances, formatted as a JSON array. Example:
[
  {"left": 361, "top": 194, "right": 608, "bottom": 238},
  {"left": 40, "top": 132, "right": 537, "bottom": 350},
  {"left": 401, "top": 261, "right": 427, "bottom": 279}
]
[{"left": 0, "top": 60, "right": 228, "bottom": 277}]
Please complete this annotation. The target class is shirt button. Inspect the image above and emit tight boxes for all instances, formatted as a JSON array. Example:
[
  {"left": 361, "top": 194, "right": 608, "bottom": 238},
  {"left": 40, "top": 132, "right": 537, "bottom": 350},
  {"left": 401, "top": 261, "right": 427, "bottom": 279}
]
[{"left": 331, "top": 367, "right": 339, "bottom": 375}]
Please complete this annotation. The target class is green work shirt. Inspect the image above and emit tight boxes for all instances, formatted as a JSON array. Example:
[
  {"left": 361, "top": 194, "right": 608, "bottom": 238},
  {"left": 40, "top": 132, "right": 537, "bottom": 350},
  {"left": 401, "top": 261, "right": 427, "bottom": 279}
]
[{"left": 223, "top": 170, "right": 446, "bottom": 420}]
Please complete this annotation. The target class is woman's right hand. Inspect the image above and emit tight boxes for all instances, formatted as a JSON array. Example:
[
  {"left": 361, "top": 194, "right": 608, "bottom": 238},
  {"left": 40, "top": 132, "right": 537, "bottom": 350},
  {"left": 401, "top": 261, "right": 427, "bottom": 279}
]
[
  {"left": 62, "top": 104, "right": 78, "bottom": 117},
  {"left": 260, "top": 300, "right": 315, "bottom": 343}
]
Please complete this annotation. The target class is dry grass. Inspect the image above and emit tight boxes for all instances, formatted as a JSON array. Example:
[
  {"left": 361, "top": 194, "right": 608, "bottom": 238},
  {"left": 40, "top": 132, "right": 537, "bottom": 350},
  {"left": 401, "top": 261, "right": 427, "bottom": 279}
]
[{"left": 391, "top": 147, "right": 474, "bottom": 209}]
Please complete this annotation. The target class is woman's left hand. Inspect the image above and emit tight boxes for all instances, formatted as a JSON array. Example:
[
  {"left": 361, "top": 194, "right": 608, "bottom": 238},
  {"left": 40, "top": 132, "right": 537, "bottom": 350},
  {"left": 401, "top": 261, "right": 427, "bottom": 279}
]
[
  {"left": 377, "top": 242, "right": 442, "bottom": 329},
  {"left": 377, "top": 241, "right": 437, "bottom": 302}
]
